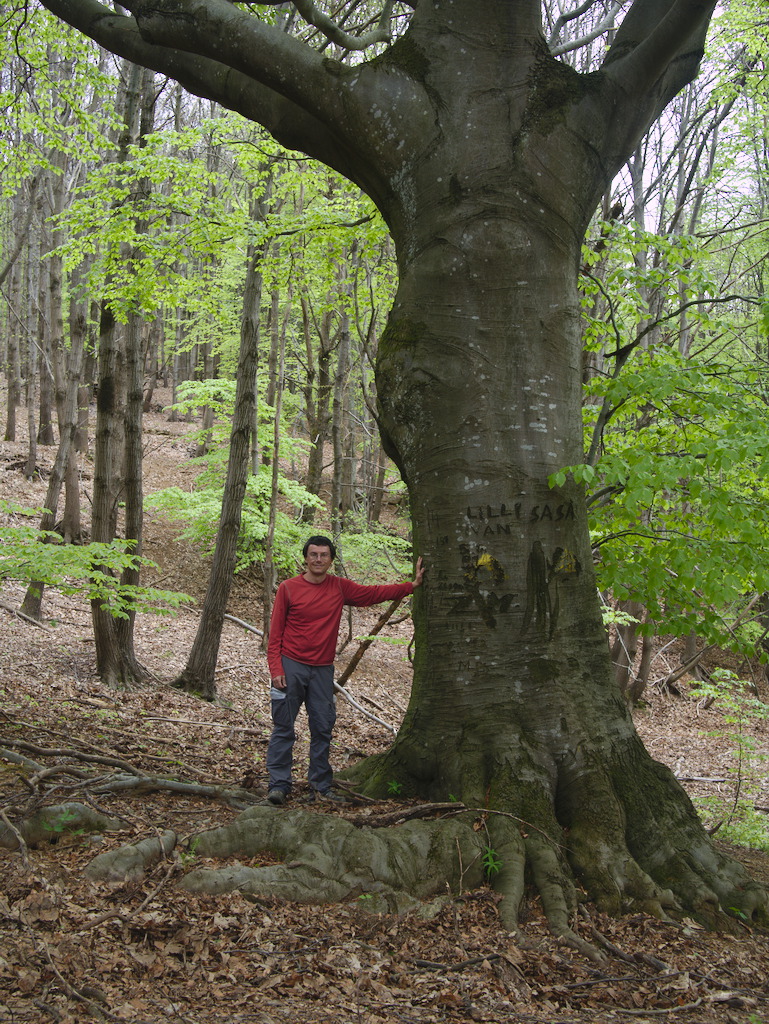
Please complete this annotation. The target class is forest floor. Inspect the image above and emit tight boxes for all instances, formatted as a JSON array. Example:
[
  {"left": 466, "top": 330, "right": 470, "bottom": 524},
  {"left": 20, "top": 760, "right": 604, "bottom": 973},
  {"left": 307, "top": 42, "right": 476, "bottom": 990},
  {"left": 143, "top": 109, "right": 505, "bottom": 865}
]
[{"left": 0, "top": 396, "right": 768, "bottom": 1024}]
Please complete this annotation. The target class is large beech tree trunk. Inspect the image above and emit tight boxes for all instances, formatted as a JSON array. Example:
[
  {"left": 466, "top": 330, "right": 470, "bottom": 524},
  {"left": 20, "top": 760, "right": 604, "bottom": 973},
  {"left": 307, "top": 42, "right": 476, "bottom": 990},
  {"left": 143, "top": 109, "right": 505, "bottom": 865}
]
[{"left": 339, "top": 5, "right": 767, "bottom": 937}]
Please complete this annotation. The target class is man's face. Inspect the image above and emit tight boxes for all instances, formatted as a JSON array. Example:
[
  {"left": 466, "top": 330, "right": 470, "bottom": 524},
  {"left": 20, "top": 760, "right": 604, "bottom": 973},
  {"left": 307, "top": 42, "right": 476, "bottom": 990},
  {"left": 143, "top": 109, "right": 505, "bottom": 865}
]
[{"left": 304, "top": 545, "right": 333, "bottom": 577}]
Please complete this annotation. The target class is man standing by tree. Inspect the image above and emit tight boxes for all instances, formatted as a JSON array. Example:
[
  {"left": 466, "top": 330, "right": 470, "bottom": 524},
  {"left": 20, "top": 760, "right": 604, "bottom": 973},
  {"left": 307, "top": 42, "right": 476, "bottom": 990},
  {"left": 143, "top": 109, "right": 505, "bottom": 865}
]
[{"left": 266, "top": 536, "right": 425, "bottom": 804}]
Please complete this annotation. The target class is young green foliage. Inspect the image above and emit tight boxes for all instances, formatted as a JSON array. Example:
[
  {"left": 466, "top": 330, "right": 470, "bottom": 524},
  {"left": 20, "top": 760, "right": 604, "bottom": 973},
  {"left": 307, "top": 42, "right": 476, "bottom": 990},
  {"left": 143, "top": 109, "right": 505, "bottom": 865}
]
[{"left": 0, "top": 501, "right": 191, "bottom": 618}]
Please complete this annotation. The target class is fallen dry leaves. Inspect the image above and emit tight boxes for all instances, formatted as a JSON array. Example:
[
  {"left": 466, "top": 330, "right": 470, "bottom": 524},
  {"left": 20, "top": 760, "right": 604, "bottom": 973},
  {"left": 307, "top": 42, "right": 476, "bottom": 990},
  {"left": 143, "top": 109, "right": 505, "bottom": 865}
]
[{"left": 1, "top": 398, "right": 768, "bottom": 1023}]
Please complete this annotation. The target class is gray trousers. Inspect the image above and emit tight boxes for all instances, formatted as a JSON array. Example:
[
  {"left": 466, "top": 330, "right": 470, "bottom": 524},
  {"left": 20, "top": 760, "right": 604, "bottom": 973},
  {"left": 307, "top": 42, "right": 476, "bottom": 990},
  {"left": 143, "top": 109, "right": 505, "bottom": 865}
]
[{"left": 266, "top": 657, "right": 336, "bottom": 794}]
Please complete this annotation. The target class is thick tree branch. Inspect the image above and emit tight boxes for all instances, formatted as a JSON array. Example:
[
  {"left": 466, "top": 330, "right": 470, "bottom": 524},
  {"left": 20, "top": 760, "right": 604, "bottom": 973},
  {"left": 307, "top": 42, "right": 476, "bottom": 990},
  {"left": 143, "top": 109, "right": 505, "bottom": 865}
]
[
  {"left": 603, "top": 0, "right": 717, "bottom": 106},
  {"left": 37, "top": 0, "right": 372, "bottom": 184},
  {"left": 38, "top": 0, "right": 427, "bottom": 202}
]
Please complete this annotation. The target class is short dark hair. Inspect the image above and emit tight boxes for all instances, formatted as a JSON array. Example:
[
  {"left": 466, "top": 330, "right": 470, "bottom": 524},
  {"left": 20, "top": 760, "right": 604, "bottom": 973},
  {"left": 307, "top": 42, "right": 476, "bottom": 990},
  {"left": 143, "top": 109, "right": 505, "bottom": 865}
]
[{"left": 302, "top": 535, "right": 336, "bottom": 560}]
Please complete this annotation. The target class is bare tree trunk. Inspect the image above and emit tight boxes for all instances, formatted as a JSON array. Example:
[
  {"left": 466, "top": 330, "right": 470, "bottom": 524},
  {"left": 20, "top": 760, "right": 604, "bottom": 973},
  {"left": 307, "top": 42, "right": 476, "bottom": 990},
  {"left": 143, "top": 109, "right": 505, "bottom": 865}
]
[
  {"left": 89, "top": 59, "right": 146, "bottom": 687},
  {"left": 610, "top": 599, "right": 645, "bottom": 697},
  {"left": 36, "top": 228, "right": 56, "bottom": 447},
  {"left": 142, "top": 314, "right": 161, "bottom": 412},
  {"left": 3, "top": 177, "right": 41, "bottom": 442},
  {"left": 24, "top": 213, "right": 41, "bottom": 480},
  {"left": 628, "top": 625, "right": 654, "bottom": 704},
  {"left": 302, "top": 298, "right": 334, "bottom": 504},
  {"left": 62, "top": 271, "right": 90, "bottom": 542},
  {"left": 112, "top": 308, "right": 147, "bottom": 677},
  {"left": 262, "top": 304, "right": 285, "bottom": 642},
  {"left": 172, "top": 235, "right": 265, "bottom": 699},
  {"left": 367, "top": 440, "right": 388, "bottom": 526},
  {"left": 331, "top": 306, "right": 351, "bottom": 532},
  {"left": 4, "top": 262, "right": 21, "bottom": 442},
  {"left": 19, "top": 312, "right": 85, "bottom": 620}
]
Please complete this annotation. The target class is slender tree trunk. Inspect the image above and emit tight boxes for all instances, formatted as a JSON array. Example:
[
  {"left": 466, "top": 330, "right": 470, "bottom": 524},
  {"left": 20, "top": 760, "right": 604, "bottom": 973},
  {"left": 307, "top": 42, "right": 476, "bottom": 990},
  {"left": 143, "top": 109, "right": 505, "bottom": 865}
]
[
  {"left": 262, "top": 302, "right": 285, "bottom": 641},
  {"left": 367, "top": 440, "right": 387, "bottom": 526},
  {"left": 3, "top": 177, "right": 40, "bottom": 442},
  {"left": 302, "top": 298, "right": 333, "bottom": 505},
  {"left": 143, "top": 314, "right": 161, "bottom": 412},
  {"left": 90, "top": 304, "right": 136, "bottom": 685},
  {"left": 63, "top": 269, "right": 89, "bottom": 542},
  {"left": 610, "top": 599, "right": 645, "bottom": 696},
  {"left": 172, "top": 238, "right": 264, "bottom": 699},
  {"left": 628, "top": 624, "right": 654, "bottom": 704},
  {"left": 4, "top": 262, "right": 21, "bottom": 442},
  {"left": 24, "top": 215, "right": 41, "bottom": 480},
  {"left": 37, "top": 245, "right": 56, "bottom": 447},
  {"left": 89, "top": 59, "right": 147, "bottom": 687},
  {"left": 20, "top": 314, "right": 85, "bottom": 620},
  {"left": 331, "top": 308, "right": 351, "bottom": 532}
]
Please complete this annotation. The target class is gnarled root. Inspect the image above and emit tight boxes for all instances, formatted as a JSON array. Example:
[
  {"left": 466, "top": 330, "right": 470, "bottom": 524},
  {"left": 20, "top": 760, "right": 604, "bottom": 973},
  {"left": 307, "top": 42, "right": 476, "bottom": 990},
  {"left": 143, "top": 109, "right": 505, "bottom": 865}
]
[
  {"left": 179, "top": 806, "right": 487, "bottom": 908},
  {"left": 0, "top": 802, "right": 125, "bottom": 850},
  {"left": 559, "top": 739, "right": 769, "bottom": 933},
  {"left": 85, "top": 829, "right": 178, "bottom": 882}
]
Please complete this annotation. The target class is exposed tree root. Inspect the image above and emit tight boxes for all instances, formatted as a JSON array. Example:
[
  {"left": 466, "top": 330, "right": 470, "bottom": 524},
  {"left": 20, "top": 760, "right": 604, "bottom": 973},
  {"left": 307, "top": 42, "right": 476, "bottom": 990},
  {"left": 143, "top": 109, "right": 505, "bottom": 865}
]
[
  {"left": 85, "top": 829, "right": 178, "bottom": 882},
  {"left": 342, "top": 726, "right": 769, "bottom": 949},
  {"left": 68, "top": 779, "right": 768, "bottom": 964},
  {"left": 7, "top": 713, "right": 765, "bottom": 958},
  {"left": 0, "top": 801, "right": 124, "bottom": 849},
  {"left": 178, "top": 806, "right": 487, "bottom": 914}
]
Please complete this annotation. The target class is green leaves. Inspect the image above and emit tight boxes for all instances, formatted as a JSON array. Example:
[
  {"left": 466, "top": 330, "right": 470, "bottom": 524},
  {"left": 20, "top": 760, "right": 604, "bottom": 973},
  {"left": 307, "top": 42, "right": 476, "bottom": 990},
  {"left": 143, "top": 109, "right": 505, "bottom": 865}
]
[
  {"left": 573, "top": 198, "right": 769, "bottom": 656},
  {"left": 0, "top": 501, "right": 191, "bottom": 618}
]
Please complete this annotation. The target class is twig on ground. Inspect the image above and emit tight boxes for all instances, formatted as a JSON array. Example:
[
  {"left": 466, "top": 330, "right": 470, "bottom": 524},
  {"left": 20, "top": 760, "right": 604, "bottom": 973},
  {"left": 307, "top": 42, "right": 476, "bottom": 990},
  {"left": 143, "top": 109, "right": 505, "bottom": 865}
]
[
  {"left": 620, "top": 999, "right": 703, "bottom": 1016},
  {"left": 414, "top": 953, "right": 502, "bottom": 972},
  {"left": 0, "top": 599, "right": 55, "bottom": 629},
  {"left": 78, "top": 860, "right": 177, "bottom": 932},
  {"left": 223, "top": 613, "right": 263, "bottom": 636},
  {"left": 1, "top": 739, "right": 149, "bottom": 776},
  {"left": 358, "top": 802, "right": 467, "bottom": 828},
  {"left": 0, "top": 808, "right": 29, "bottom": 865},
  {"left": 141, "top": 716, "right": 264, "bottom": 738},
  {"left": 334, "top": 681, "right": 396, "bottom": 734}
]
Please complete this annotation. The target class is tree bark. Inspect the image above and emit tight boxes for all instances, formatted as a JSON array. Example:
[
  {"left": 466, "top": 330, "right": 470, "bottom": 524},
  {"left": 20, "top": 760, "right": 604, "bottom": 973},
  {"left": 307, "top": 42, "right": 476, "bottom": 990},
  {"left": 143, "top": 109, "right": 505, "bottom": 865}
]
[
  {"left": 172, "top": 236, "right": 264, "bottom": 699},
  {"left": 89, "top": 59, "right": 145, "bottom": 687}
]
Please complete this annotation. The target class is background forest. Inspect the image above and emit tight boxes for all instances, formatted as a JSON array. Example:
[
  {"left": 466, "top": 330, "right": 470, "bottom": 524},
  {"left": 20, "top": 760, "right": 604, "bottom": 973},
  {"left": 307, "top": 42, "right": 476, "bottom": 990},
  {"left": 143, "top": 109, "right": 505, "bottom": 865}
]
[
  {"left": 2, "top": 2, "right": 769, "bottom": 1021},
  {"left": 2, "top": 0, "right": 769, "bottom": 839}
]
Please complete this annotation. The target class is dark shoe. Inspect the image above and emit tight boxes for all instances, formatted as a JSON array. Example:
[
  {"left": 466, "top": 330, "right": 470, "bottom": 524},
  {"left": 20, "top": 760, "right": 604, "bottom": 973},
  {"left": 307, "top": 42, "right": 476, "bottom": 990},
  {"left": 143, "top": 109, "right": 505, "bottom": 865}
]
[{"left": 267, "top": 788, "right": 287, "bottom": 806}]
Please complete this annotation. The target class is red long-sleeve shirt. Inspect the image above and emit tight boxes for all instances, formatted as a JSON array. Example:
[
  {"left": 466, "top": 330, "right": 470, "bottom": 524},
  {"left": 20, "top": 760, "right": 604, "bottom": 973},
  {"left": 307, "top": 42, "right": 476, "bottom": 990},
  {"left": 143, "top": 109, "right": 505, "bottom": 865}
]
[{"left": 267, "top": 573, "right": 414, "bottom": 678}]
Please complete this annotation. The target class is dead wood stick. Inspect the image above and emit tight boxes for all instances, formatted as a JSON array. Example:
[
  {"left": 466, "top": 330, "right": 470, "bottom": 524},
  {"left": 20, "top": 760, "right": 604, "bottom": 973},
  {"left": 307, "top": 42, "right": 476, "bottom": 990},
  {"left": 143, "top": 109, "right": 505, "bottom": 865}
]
[
  {"left": 653, "top": 645, "right": 717, "bottom": 690},
  {"left": 334, "top": 681, "right": 397, "bottom": 734},
  {"left": 0, "top": 808, "right": 29, "bottom": 866},
  {"left": 224, "top": 612, "right": 263, "bottom": 636},
  {"left": 414, "top": 953, "right": 502, "bottom": 972},
  {"left": 360, "top": 802, "right": 467, "bottom": 828},
  {"left": 336, "top": 597, "right": 403, "bottom": 688},
  {"left": 0, "top": 598, "right": 55, "bottom": 630},
  {"left": 141, "top": 715, "right": 263, "bottom": 737},
  {"left": 1, "top": 738, "right": 148, "bottom": 776},
  {"left": 675, "top": 775, "right": 727, "bottom": 783},
  {"left": 619, "top": 998, "right": 704, "bottom": 1016}
]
